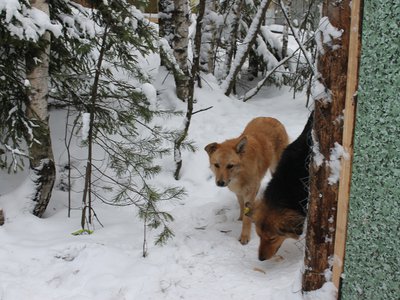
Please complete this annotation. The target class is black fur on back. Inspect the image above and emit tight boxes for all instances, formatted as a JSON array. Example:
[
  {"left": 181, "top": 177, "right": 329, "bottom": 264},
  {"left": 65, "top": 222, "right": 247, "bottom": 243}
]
[{"left": 263, "top": 112, "right": 314, "bottom": 216}]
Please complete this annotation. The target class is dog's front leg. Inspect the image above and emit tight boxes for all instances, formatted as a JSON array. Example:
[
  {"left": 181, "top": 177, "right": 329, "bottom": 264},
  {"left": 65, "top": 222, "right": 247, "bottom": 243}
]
[
  {"left": 239, "top": 193, "right": 256, "bottom": 245},
  {"left": 237, "top": 195, "right": 245, "bottom": 221},
  {"left": 240, "top": 213, "right": 252, "bottom": 245}
]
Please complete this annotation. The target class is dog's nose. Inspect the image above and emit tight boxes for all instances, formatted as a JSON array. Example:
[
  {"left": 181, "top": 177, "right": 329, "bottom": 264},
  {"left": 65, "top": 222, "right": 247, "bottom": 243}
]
[
  {"left": 258, "top": 254, "right": 266, "bottom": 261},
  {"left": 216, "top": 180, "right": 226, "bottom": 187}
]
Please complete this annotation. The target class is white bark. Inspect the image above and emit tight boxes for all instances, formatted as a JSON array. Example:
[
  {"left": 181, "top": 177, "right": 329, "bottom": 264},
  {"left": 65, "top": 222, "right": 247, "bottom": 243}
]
[
  {"left": 159, "top": 0, "right": 175, "bottom": 66},
  {"left": 25, "top": 0, "right": 55, "bottom": 217},
  {"left": 200, "top": 0, "right": 218, "bottom": 73},
  {"left": 172, "top": 0, "right": 190, "bottom": 101},
  {"left": 26, "top": 0, "right": 51, "bottom": 121}
]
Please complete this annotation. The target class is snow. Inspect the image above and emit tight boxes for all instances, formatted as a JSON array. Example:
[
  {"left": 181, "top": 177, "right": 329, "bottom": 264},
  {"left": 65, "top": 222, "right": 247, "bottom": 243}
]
[
  {"left": 311, "top": 130, "right": 324, "bottom": 168},
  {"left": 328, "top": 142, "right": 349, "bottom": 185},
  {"left": 81, "top": 113, "right": 91, "bottom": 142},
  {"left": 315, "top": 17, "right": 343, "bottom": 55},
  {"left": 0, "top": 0, "right": 62, "bottom": 41},
  {"left": 141, "top": 83, "right": 158, "bottom": 110},
  {"left": 0, "top": 70, "right": 336, "bottom": 298}
]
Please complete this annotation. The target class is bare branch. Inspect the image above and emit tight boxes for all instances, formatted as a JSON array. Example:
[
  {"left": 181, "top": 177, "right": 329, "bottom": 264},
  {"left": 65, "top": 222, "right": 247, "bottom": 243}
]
[
  {"left": 242, "top": 35, "right": 315, "bottom": 102},
  {"left": 278, "top": 0, "right": 316, "bottom": 76},
  {"left": 192, "top": 106, "right": 213, "bottom": 115}
]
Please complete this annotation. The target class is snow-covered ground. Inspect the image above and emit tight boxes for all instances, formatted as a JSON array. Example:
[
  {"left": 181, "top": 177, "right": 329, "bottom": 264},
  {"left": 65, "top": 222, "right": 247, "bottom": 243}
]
[{"left": 0, "top": 68, "right": 336, "bottom": 299}]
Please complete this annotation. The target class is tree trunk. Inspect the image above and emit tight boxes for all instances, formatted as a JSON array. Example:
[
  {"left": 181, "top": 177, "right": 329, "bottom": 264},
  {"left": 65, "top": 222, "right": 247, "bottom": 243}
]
[
  {"left": 222, "top": 0, "right": 243, "bottom": 80},
  {"left": 302, "top": 0, "right": 351, "bottom": 292},
  {"left": 0, "top": 208, "right": 4, "bottom": 225},
  {"left": 200, "top": 0, "right": 218, "bottom": 73},
  {"left": 173, "top": 0, "right": 204, "bottom": 179},
  {"left": 221, "top": 0, "right": 273, "bottom": 96},
  {"left": 159, "top": 0, "right": 175, "bottom": 66},
  {"left": 172, "top": 0, "right": 190, "bottom": 102},
  {"left": 281, "top": 0, "right": 292, "bottom": 60},
  {"left": 25, "top": 0, "right": 55, "bottom": 218}
]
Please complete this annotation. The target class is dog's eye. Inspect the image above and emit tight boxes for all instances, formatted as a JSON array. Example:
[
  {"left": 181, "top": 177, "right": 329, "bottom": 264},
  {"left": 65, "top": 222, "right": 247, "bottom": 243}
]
[
  {"left": 214, "top": 163, "right": 220, "bottom": 168},
  {"left": 227, "top": 164, "right": 234, "bottom": 169}
]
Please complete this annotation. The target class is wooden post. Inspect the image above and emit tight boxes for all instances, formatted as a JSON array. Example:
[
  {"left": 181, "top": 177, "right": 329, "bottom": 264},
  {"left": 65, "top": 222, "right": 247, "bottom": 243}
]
[
  {"left": 332, "top": 0, "right": 364, "bottom": 290},
  {"left": 0, "top": 208, "right": 4, "bottom": 225},
  {"left": 302, "top": 0, "right": 351, "bottom": 292}
]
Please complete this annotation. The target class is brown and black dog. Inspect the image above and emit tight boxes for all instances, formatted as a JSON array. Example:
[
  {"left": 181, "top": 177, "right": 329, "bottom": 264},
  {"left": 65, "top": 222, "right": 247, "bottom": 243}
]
[
  {"left": 205, "top": 117, "right": 289, "bottom": 245},
  {"left": 253, "top": 112, "right": 313, "bottom": 260}
]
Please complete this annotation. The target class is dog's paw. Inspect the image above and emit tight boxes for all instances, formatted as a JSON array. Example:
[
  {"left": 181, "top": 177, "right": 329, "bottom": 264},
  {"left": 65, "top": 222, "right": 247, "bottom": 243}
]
[{"left": 239, "top": 235, "right": 250, "bottom": 245}]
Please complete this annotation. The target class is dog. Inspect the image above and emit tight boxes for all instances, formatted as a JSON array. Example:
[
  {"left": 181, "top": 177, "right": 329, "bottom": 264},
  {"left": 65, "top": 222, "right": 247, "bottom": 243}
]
[
  {"left": 205, "top": 117, "right": 289, "bottom": 245},
  {"left": 253, "top": 112, "right": 313, "bottom": 260}
]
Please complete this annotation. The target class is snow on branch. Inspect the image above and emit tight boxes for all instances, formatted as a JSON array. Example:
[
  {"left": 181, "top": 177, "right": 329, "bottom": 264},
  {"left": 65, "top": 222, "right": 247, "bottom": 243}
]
[
  {"left": 159, "top": 38, "right": 186, "bottom": 77},
  {"left": 242, "top": 34, "right": 315, "bottom": 102},
  {"left": 4, "top": 144, "right": 29, "bottom": 172},
  {"left": 220, "top": 0, "right": 272, "bottom": 96},
  {"left": 0, "top": 0, "right": 62, "bottom": 41},
  {"left": 241, "top": 49, "right": 298, "bottom": 102}
]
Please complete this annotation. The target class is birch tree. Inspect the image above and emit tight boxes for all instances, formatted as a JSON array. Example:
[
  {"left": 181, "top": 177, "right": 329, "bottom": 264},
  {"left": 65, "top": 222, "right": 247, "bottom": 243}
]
[
  {"left": 173, "top": 0, "right": 205, "bottom": 180},
  {"left": 199, "top": 0, "right": 219, "bottom": 73},
  {"left": 281, "top": 0, "right": 292, "bottom": 60},
  {"left": 25, "top": 0, "right": 56, "bottom": 217},
  {"left": 172, "top": 0, "right": 191, "bottom": 102},
  {"left": 158, "top": 0, "right": 174, "bottom": 66},
  {"left": 220, "top": 0, "right": 243, "bottom": 80}
]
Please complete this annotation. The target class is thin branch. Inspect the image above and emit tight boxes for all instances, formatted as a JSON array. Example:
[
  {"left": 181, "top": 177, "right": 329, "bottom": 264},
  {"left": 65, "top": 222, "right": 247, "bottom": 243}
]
[
  {"left": 241, "top": 35, "right": 315, "bottom": 102},
  {"left": 221, "top": 0, "right": 273, "bottom": 96},
  {"left": 278, "top": 0, "right": 316, "bottom": 76},
  {"left": 192, "top": 106, "right": 213, "bottom": 115}
]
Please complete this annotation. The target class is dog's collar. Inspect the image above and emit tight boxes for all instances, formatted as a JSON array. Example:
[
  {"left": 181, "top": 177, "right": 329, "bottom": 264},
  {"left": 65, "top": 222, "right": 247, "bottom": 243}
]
[{"left": 244, "top": 206, "right": 251, "bottom": 216}]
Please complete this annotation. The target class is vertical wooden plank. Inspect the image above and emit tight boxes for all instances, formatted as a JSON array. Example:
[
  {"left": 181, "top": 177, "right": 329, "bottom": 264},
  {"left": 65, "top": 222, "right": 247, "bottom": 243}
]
[{"left": 332, "top": 0, "right": 364, "bottom": 291}]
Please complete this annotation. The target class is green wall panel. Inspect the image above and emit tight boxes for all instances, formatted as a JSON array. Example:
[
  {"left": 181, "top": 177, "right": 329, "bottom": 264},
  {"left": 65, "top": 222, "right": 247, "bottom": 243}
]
[{"left": 341, "top": 0, "right": 400, "bottom": 299}]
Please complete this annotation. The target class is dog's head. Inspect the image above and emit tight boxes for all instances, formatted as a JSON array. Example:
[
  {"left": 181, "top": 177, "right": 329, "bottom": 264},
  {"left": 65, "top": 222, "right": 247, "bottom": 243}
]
[
  {"left": 253, "top": 201, "right": 305, "bottom": 261},
  {"left": 204, "top": 136, "right": 247, "bottom": 187}
]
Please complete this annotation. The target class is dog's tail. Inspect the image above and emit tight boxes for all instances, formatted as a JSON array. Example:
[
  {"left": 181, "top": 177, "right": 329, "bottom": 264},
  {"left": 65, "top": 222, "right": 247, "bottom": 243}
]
[
  {"left": 302, "top": 111, "right": 314, "bottom": 141},
  {"left": 290, "top": 111, "right": 314, "bottom": 148}
]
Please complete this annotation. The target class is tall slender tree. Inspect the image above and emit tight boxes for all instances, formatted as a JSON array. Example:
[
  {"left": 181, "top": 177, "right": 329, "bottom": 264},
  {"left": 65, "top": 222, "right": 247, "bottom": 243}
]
[
  {"left": 48, "top": 0, "right": 186, "bottom": 242},
  {"left": 158, "top": 0, "right": 175, "bottom": 66},
  {"left": 1, "top": 2, "right": 62, "bottom": 219},
  {"left": 200, "top": 0, "right": 219, "bottom": 73},
  {"left": 172, "top": 0, "right": 191, "bottom": 102},
  {"left": 25, "top": 0, "right": 56, "bottom": 217}
]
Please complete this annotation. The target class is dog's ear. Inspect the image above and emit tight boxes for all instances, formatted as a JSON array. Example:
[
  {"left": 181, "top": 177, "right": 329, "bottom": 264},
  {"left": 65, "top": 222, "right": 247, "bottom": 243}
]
[
  {"left": 236, "top": 136, "right": 247, "bottom": 154},
  {"left": 204, "top": 142, "right": 219, "bottom": 155},
  {"left": 277, "top": 211, "right": 305, "bottom": 236}
]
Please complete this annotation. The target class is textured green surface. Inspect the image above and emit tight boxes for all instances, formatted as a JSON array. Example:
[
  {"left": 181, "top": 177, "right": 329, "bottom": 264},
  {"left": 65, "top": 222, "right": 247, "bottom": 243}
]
[{"left": 341, "top": 1, "right": 400, "bottom": 299}]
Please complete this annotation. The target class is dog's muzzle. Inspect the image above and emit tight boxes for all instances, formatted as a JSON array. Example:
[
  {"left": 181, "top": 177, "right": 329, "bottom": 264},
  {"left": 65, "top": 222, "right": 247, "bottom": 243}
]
[{"left": 216, "top": 180, "right": 227, "bottom": 187}]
